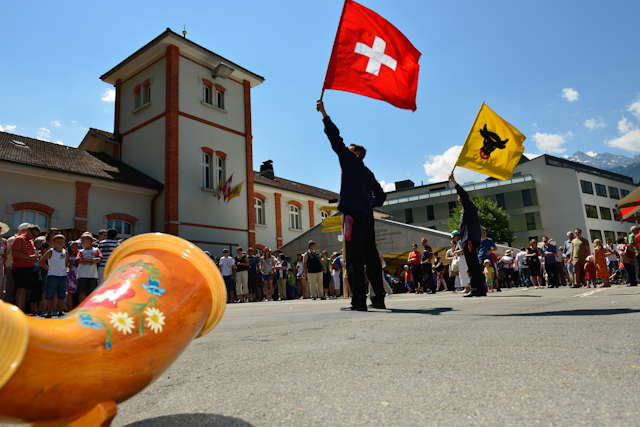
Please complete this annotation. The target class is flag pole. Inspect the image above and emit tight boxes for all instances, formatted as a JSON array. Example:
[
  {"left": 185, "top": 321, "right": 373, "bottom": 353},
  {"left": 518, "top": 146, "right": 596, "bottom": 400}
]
[
  {"left": 321, "top": 0, "right": 349, "bottom": 100},
  {"left": 453, "top": 100, "right": 485, "bottom": 174}
]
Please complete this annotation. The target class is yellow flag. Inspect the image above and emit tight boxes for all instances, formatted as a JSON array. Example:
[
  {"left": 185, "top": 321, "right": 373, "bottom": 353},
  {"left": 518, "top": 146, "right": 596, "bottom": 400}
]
[
  {"left": 455, "top": 103, "right": 526, "bottom": 180},
  {"left": 227, "top": 182, "right": 243, "bottom": 201},
  {"left": 322, "top": 216, "right": 342, "bottom": 226},
  {"left": 321, "top": 226, "right": 342, "bottom": 233}
]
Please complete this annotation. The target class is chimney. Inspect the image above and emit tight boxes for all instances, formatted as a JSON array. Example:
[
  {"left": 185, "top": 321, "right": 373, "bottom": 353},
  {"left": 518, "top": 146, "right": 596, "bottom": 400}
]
[{"left": 259, "top": 160, "right": 275, "bottom": 180}]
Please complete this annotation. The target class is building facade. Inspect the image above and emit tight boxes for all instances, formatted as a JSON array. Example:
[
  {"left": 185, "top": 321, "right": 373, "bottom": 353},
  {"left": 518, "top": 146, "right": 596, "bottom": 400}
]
[
  {"left": 2, "top": 29, "right": 390, "bottom": 255},
  {"left": 383, "top": 155, "right": 636, "bottom": 248}
]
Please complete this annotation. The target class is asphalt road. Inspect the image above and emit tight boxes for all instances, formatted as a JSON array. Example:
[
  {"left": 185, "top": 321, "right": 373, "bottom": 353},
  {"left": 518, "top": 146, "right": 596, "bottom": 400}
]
[{"left": 6, "top": 285, "right": 640, "bottom": 426}]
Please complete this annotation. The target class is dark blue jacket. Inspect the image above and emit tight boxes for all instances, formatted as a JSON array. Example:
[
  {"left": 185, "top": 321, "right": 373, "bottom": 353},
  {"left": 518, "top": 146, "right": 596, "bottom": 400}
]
[
  {"left": 323, "top": 117, "right": 386, "bottom": 217},
  {"left": 456, "top": 184, "right": 481, "bottom": 244}
]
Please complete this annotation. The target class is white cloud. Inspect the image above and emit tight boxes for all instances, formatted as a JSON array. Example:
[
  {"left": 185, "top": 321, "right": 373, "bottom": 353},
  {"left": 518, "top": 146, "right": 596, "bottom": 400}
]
[
  {"left": 0, "top": 125, "right": 17, "bottom": 132},
  {"left": 606, "top": 129, "right": 640, "bottom": 152},
  {"left": 628, "top": 98, "right": 640, "bottom": 120},
  {"left": 618, "top": 116, "right": 636, "bottom": 134},
  {"left": 37, "top": 127, "right": 51, "bottom": 141},
  {"left": 378, "top": 181, "right": 396, "bottom": 192},
  {"left": 561, "top": 88, "right": 579, "bottom": 102},
  {"left": 584, "top": 118, "right": 605, "bottom": 130},
  {"left": 51, "top": 120, "right": 61, "bottom": 127},
  {"left": 606, "top": 114, "right": 640, "bottom": 152},
  {"left": 531, "top": 123, "right": 538, "bottom": 128},
  {"left": 422, "top": 145, "right": 486, "bottom": 184},
  {"left": 53, "top": 140, "right": 64, "bottom": 145},
  {"left": 71, "top": 120, "right": 77, "bottom": 124},
  {"left": 531, "top": 131, "right": 573, "bottom": 154},
  {"left": 101, "top": 88, "right": 116, "bottom": 102},
  {"left": 524, "top": 152, "right": 542, "bottom": 160},
  {"left": 585, "top": 151, "right": 597, "bottom": 157}
]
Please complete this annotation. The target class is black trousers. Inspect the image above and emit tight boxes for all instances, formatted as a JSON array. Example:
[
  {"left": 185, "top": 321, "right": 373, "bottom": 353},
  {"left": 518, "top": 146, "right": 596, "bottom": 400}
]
[
  {"left": 411, "top": 265, "right": 423, "bottom": 291},
  {"left": 421, "top": 264, "right": 436, "bottom": 292},
  {"left": 463, "top": 240, "right": 486, "bottom": 294},
  {"left": 344, "top": 210, "right": 385, "bottom": 309},
  {"left": 545, "top": 263, "right": 559, "bottom": 287}
]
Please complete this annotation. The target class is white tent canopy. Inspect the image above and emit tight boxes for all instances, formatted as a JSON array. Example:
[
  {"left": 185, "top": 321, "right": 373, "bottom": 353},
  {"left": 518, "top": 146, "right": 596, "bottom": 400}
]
[{"left": 279, "top": 218, "right": 519, "bottom": 270}]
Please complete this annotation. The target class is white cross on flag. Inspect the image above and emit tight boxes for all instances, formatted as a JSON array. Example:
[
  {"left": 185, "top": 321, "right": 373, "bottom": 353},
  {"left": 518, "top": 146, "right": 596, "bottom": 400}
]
[{"left": 323, "top": 0, "right": 421, "bottom": 111}]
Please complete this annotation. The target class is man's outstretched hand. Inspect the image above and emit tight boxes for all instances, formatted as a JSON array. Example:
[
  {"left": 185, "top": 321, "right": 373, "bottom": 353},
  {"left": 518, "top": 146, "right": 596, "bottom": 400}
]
[
  {"left": 449, "top": 171, "right": 457, "bottom": 186},
  {"left": 316, "top": 100, "right": 328, "bottom": 118}
]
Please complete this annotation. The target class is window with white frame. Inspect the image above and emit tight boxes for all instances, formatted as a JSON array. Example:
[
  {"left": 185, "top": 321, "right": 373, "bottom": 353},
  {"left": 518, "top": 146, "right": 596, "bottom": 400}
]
[
  {"left": 203, "top": 153, "right": 213, "bottom": 189},
  {"left": 203, "top": 85, "right": 213, "bottom": 106},
  {"left": 13, "top": 210, "right": 48, "bottom": 230},
  {"left": 320, "top": 210, "right": 330, "bottom": 219},
  {"left": 289, "top": 205, "right": 301, "bottom": 230},
  {"left": 215, "top": 89, "right": 224, "bottom": 109},
  {"left": 202, "top": 81, "right": 225, "bottom": 110},
  {"left": 108, "top": 219, "right": 133, "bottom": 237},
  {"left": 215, "top": 156, "right": 225, "bottom": 188},
  {"left": 255, "top": 198, "right": 265, "bottom": 225},
  {"left": 134, "top": 79, "right": 152, "bottom": 110}
]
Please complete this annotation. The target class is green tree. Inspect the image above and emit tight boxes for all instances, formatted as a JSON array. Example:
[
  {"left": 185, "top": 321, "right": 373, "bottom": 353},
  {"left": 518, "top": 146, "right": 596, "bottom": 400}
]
[{"left": 448, "top": 195, "right": 515, "bottom": 245}]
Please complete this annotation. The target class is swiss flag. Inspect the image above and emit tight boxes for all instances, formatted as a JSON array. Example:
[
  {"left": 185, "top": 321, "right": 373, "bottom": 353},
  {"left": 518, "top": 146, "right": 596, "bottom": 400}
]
[{"left": 322, "top": 0, "right": 421, "bottom": 111}]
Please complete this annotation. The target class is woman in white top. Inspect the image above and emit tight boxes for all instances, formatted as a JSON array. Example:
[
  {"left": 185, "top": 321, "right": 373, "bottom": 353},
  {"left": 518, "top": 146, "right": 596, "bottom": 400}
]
[
  {"left": 451, "top": 231, "right": 469, "bottom": 293},
  {"left": 445, "top": 239, "right": 460, "bottom": 291}
]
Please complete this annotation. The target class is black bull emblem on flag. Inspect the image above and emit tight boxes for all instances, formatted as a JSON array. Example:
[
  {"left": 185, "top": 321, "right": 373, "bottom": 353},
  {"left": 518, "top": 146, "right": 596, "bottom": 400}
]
[{"left": 479, "top": 124, "right": 508, "bottom": 159}]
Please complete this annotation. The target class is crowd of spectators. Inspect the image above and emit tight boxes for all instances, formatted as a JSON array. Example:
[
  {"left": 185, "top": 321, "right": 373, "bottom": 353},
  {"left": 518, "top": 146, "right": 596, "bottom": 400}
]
[
  {"left": 0, "top": 224, "right": 120, "bottom": 317},
  {"left": 2, "top": 222, "right": 638, "bottom": 315},
  {"left": 206, "top": 240, "right": 348, "bottom": 303}
]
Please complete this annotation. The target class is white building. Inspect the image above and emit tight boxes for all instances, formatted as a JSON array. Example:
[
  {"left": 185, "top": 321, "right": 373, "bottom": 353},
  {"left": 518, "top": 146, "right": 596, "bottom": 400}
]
[
  {"left": 1, "top": 29, "right": 388, "bottom": 254},
  {"left": 383, "top": 154, "right": 636, "bottom": 247}
]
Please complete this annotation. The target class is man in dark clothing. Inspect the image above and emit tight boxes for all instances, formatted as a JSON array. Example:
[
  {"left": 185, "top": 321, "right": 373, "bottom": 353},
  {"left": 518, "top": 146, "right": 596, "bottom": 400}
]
[
  {"left": 317, "top": 99, "right": 387, "bottom": 311},
  {"left": 449, "top": 172, "right": 486, "bottom": 297}
]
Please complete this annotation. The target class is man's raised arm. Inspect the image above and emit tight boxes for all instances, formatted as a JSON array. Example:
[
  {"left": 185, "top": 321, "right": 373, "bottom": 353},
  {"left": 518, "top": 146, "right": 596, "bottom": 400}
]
[{"left": 317, "top": 99, "right": 348, "bottom": 156}]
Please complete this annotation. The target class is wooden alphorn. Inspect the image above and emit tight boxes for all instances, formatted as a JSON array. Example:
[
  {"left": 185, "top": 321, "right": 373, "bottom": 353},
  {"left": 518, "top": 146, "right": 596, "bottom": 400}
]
[{"left": 0, "top": 233, "right": 226, "bottom": 426}]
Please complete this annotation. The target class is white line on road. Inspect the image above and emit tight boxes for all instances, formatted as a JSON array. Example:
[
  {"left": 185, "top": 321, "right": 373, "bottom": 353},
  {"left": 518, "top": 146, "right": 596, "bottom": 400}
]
[{"left": 572, "top": 288, "right": 609, "bottom": 298}]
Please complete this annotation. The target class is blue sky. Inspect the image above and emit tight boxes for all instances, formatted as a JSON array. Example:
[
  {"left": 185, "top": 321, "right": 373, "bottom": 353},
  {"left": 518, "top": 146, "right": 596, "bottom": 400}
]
[{"left": 1, "top": 0, "right": 640, "bottom": 192}]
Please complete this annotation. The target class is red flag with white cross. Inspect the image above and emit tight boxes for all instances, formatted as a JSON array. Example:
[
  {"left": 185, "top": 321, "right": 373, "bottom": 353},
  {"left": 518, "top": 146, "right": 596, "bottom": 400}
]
[{"left": 322, "top": 0, "right": 421, "bottom": 111}]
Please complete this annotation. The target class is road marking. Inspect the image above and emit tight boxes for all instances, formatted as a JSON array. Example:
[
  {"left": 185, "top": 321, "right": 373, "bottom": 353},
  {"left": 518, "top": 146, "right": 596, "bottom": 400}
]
[{"left": 572, "top": 288, "right": 609, "bottom": 298}]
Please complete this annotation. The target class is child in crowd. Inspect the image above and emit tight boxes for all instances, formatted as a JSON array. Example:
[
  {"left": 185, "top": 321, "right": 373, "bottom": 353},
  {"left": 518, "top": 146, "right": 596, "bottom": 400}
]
[
  {"left": 584, "top": 255, "right": 596, "bottom": 288},
  {"left": 404, "top": 265, "right": 412, "bottom": 292},
  {"left": 566, "top": 259, "right": 574, "bottom": 285},
  {"left": 77, "top": 233, "right": 102, "bottom": 303},
  {"left": 30, "top": 237, "right": 46, "bottom": 316},
  {"left": 483, "top": 259, "right": 494, "bottom": 293},
  {"left": 286, "top": 267, "right": 295, "bottom": 300},
  {"left": 39, "top": 234, "right": 68, "bottom": 318},
  {"left": 66, "top": 240, "right": 80, "bottom": 310}
]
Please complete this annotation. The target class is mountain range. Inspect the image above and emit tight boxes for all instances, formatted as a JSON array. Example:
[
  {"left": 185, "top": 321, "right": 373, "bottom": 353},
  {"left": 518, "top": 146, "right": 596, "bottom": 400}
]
[{"left": 561, "top": 151, "right": 640, "bottom": 184}]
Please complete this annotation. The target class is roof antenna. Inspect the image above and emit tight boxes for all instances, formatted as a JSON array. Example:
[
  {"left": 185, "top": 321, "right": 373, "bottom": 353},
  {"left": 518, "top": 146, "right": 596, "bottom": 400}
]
[{"left": 182, "top": 24, "right": 187, "bottom": 38}]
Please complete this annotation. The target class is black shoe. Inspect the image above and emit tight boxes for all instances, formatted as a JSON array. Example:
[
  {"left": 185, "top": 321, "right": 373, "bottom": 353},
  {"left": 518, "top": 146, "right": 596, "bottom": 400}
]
[
  {"left": 627, "top": 284, "right": 638, "bottom": 287},
  {"left": 463, "top": 291, "right": 487, "bottom": 297},
  {"left": 496, "top": 288, "right": 502, "bottom": 292},
  {"left": 340, "top": 304, "right": 367, "bottom": 311},
  {"left": 370, "top": 300, "right": 387, "bottom": 309}
]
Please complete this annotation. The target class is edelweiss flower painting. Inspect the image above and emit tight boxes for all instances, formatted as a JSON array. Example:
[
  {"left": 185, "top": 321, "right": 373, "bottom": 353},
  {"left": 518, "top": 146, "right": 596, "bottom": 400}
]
[
  {"left": 107, "top": 312, "right": 135, "bottom": 335},
  {"left": 144, "top": 307, "right": 165, "bottom": 333}
]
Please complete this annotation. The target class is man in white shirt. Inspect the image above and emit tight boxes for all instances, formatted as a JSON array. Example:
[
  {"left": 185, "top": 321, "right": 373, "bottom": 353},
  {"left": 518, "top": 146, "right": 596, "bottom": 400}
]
[
  {"left": 219, "top": 249, "right": 235, "bottom": 303},
  {"left": 516, "top": 247, "right": 531, "bottom": 287}
]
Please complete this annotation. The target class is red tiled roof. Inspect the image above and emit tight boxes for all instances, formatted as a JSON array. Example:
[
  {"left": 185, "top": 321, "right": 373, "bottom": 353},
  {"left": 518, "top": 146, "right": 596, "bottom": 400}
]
[
  {"left": 253, "top": 172, "right": 339, "bottom": 200},
  {"left": 89, "top": 128, "right": 115, "bottom": 140},
  {"left": 0, "top": 131, "right": 163, "bottom": 190}
]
